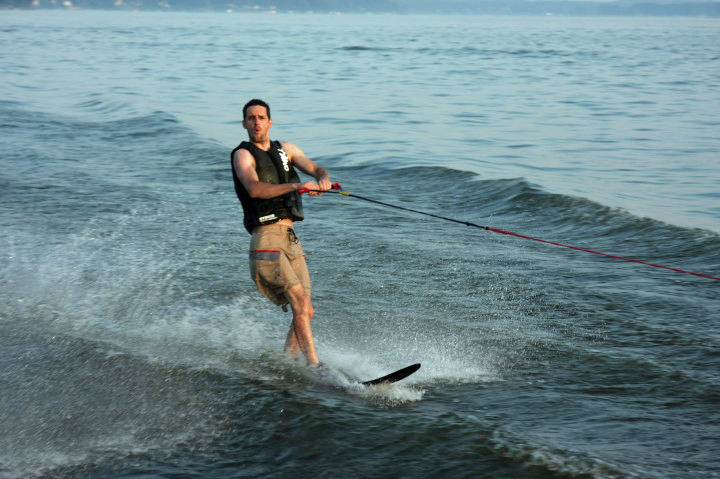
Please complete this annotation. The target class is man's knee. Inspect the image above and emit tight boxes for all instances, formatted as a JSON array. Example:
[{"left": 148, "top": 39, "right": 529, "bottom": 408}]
[{"left": 286, "top": 284, "right": 313, "bottom": 316}]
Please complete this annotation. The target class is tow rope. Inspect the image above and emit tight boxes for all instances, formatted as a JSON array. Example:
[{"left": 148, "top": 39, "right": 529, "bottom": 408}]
[{"left": 298, "top": 183, "right": 719, "bottom": 281}]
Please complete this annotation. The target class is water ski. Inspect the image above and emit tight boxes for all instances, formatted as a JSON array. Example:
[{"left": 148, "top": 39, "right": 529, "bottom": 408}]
[{"left": 361, "top": 363, "right": 421, "bottom": 386}]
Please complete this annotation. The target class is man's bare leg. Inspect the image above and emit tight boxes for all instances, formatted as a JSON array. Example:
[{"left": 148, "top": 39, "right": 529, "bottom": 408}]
[
  {"left": 284, "top": 327, "right": 301, "bottom": 360},
  {"left": 283, "top": 284, "right": 319, "bottom": 366}
]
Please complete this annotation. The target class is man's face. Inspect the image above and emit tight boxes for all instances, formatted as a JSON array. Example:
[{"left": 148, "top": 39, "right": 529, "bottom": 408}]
[{"left": 243, "top": 105, "right": 272, "bottom": 143}]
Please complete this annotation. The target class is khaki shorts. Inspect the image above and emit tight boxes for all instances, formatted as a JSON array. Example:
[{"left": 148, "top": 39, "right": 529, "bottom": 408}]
[{"left": 249, "top": 223, "right": 311, "bottom": 308}]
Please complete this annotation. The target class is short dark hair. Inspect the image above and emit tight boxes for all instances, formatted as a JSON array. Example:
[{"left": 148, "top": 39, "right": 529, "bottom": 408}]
[{"left": 243, "top": 99, "right": 271, "bottom": 120}]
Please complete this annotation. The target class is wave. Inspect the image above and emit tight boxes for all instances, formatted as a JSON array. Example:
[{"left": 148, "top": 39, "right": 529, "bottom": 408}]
[
  {"left": 1, "top": 102, "right": 223, "bottom": 196},
  {"left": 338, "top": 163, "right": 719, "bottom": 237},
  {"left": 326, "top": 164, "right": 720, "bottom": 282}
]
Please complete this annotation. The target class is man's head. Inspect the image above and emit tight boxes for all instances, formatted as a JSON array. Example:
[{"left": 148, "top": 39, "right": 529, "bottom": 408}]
[
  {"left": 243, "top": 99, "right": 270, "bottom": 120},
  {"left": 243, "top": 99, "right": 272, "bottom": 144}
]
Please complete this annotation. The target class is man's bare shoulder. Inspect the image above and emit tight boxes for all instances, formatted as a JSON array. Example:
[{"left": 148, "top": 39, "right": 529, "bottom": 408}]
[
  {"left": 279, "top": 141, "right": 302, "bottom": 156},
  {"left": 278, "top": 140, "right": 294, "bottom": 149},
  {"left": 233, "top": 147, "right": 257, "bottom": 176},
  {"left": 234, "top": 146, "right": 254, "bottom": 162}
]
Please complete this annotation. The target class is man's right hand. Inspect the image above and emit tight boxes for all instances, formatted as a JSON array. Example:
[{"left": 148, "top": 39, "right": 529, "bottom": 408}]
[{"left": 298, "top": 181, "right": 322, "bottom": 196}]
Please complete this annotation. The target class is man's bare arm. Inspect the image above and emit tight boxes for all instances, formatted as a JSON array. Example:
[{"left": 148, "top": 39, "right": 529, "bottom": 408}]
[{"left": 281, "top": 142, "right": 332, "bottom": 191}]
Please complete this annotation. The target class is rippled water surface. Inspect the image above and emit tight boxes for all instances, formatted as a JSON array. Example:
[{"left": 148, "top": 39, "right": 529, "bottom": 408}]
[{"left": 1, "top": 11, "right": 719, "bottom": 479}]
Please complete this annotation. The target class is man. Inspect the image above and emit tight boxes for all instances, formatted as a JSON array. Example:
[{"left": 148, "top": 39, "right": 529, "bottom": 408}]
[{"left": 231, "top": 99, "right": 331, "bottom": 367}]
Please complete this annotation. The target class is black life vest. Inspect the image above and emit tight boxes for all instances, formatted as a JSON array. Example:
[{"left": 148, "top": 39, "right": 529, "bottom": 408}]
[{"left": 231, "top": 140, "right": 304, "bottom": 234}]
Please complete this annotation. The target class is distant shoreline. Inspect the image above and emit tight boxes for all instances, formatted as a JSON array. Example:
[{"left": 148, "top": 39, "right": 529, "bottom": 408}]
[{"left": 3, "top": 0, "right": 720, "bottom": 17}]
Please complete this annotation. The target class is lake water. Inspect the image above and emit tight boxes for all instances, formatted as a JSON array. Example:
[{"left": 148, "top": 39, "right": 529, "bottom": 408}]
[{"left": 1, "top": 10, "right": 719, "bottom": 479}]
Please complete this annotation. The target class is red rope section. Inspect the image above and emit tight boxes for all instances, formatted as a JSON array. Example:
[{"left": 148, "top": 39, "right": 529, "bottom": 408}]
[{"left": 487, "top": 227, "right": 720, "bottom": 281}]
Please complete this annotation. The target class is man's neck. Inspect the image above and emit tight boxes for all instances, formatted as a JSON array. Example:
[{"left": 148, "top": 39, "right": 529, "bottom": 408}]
[{"left": 250, "top": 139, "right": 272, "bottom": 151}]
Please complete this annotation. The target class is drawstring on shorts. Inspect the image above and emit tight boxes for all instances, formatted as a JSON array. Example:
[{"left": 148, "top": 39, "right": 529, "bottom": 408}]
[{"left": 288, "top": 228, "right": 299, "bottom": 244}]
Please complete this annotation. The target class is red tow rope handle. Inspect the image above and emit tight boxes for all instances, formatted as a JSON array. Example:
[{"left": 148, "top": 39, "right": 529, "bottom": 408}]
[{"left": 297, "top": 182, "right": 342, "bottom": 195}]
